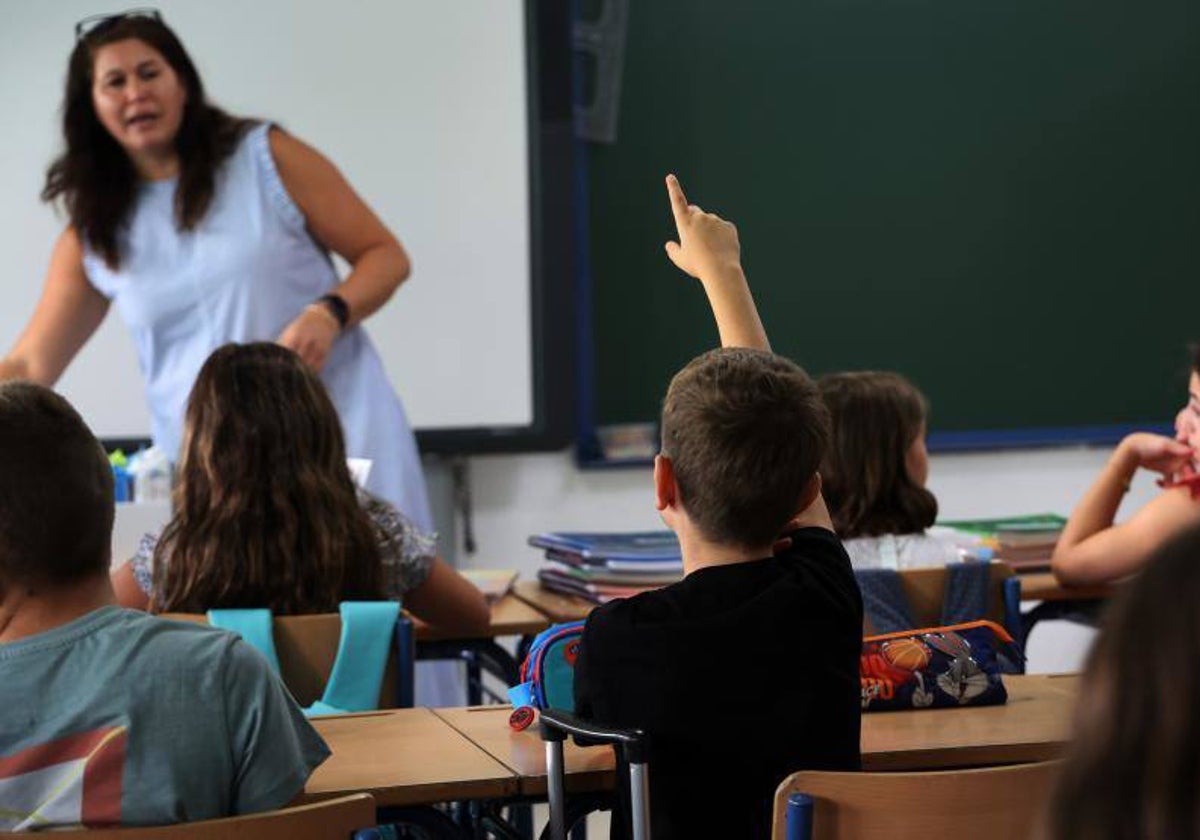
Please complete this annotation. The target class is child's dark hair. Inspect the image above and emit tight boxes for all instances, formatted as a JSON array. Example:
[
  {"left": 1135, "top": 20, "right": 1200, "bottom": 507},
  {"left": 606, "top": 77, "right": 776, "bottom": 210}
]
[
  {"left": 0, "top": 383, "right": 114, "bottom": 587},
  {"left": 819, "top": 371, "right": 937, "bottom": 539},
  {"left": 1047, "top": 522, "right": 1200, "bottom": 839},
  {"left": 661, "top": 347, "right": 829, "bottom": 548},
  {"left": 153, "top": 343, "right": 383, "bottom": 614}
]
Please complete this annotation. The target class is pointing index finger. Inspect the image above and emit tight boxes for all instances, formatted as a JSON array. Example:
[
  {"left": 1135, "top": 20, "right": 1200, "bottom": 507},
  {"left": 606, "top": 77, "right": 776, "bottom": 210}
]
[{"left": 666, "top": 173, "right": 690, "bottom": 229}]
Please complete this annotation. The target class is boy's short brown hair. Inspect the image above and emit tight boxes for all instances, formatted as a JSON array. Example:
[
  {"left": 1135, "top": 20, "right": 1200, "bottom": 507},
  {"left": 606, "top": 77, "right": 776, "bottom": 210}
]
[
  {"left": 0, "top": 383, "right": 113, "bottom": 588},
  {"left": 661, "top": 347, "right": 829, "bottom": 548}
]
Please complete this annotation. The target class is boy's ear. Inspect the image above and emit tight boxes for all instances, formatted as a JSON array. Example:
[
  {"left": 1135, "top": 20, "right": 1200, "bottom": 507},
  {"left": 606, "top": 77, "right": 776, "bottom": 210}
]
[{"left": 654, "top": 454, "right": 677, "bottom": 513}]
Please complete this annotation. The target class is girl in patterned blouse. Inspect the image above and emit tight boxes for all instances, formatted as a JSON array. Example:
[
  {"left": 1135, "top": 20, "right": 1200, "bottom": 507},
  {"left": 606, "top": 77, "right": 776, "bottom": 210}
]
[{"left": 111, "top": 342, "right": 489, "bottom": 633}]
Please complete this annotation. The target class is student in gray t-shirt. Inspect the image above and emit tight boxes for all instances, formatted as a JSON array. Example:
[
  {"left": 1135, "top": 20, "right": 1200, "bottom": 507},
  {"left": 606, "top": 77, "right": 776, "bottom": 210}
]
[{"left": 0, "top": 383, "right": 329, "bottom": 831}]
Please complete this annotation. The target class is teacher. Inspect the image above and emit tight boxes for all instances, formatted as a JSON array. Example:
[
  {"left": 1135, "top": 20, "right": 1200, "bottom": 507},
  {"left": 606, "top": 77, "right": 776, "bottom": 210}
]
[{"left": 0, "top": 10, "right": 431, "bottom": 528}]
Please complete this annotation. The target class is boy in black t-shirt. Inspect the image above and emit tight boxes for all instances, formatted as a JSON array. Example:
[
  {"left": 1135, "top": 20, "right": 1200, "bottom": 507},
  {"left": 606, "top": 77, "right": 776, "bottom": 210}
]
[{"left": 574, "top": 175, "right": 863, "bottom": 840}]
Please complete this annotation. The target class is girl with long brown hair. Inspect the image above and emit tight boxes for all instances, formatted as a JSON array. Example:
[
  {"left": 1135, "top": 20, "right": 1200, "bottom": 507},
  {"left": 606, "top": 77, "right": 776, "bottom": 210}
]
[
  {"left": 111, "top": 343, "right": 488, "bottom": 632},
  {"left": 818, "top": 371, "right": 956, "bottom": 568}
]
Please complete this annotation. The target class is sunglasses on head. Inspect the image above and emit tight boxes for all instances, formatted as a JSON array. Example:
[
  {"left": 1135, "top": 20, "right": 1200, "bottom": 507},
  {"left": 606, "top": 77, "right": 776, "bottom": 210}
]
[{"left": 75, "top": 8, "right": 163, "bottom": 41}]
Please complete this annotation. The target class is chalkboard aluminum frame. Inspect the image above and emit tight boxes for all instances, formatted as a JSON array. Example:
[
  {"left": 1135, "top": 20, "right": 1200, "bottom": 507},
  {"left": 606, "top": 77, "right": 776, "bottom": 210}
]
[{"left": 577, "top": 407, "right": 1175, "bottom": 468}]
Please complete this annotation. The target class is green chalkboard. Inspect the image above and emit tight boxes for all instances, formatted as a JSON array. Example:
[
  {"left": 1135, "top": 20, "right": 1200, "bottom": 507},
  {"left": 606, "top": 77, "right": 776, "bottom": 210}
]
[{"left": 588, "top": 0, "right": 1200, "bottom": 439}]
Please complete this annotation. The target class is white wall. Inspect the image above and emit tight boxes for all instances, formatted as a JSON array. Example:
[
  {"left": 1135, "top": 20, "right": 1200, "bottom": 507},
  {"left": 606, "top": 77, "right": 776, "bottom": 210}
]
[{"left": 458, "top": 444, "right": 1152, "bottom": 577}]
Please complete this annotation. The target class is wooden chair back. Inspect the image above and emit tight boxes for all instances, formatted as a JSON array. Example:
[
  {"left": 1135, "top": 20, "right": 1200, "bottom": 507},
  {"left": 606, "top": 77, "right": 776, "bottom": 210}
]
[
  {"left": 0, "top": 794, "right": 376, "bottom": 839},
  {"left": 161, "top": 612, "right": 404, "bottom": 708},
  {"left": 895, "top": 561, "right": 1016, "bottom": 629},
  {"left": 772, "top": 761, "right": 1061, "bottom": 840}
]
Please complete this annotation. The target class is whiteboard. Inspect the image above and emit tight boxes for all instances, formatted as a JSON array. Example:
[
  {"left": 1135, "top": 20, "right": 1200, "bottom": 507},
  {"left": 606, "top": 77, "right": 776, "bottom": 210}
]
[{"left": 0, "top": 0, "right": 533, "bottom": 437}]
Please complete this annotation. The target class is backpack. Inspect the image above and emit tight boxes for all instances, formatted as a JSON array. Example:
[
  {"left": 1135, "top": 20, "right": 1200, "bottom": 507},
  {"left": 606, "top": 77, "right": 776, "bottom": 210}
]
[{"left": 508, "top": 620, "right": 585, "bottom": 716}]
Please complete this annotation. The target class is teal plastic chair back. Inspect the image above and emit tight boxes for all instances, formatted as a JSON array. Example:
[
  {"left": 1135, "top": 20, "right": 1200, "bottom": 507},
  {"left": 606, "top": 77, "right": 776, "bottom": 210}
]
[
  {"left": 207, "top": 608, "right": 281, "bottom": 671},
  {"left": 208, "top": 601, "right": 401, "bottom": 716}
]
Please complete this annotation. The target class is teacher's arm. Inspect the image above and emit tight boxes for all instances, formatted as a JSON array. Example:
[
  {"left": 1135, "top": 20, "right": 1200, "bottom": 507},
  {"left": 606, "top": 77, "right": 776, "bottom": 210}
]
[
  {"left": 0, "top": 227, "right": 109, "bottom": 384},
  {"left": 269, "top": 127, "right": 411, "bottom": 371}
]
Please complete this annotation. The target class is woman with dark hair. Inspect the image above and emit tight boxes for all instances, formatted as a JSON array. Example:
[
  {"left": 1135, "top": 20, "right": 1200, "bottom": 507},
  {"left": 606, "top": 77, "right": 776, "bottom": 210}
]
[
  {"left": 0, "top": 10, "right": 431, "bottom": 527},
  {"left": 1051, "top": 349, "right": 1200, "bottom": 586},
  {"left": 1046, "top": 522, "right": 1200, "bottom": 839},
  {"left": 819, "top": 371, "right": 957, "bottom": 568},
  {"left": 111, "top": 343, "right": 489, "bottom": 633}
]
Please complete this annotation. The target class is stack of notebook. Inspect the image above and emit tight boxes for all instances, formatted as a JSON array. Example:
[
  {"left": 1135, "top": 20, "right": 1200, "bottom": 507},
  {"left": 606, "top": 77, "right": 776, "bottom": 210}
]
[
  {"left": 528, "top": 531, "right": 684, "bottom": 604},
  {"left": 941, "top": 513, "right": 1067, "bottom": 571}
]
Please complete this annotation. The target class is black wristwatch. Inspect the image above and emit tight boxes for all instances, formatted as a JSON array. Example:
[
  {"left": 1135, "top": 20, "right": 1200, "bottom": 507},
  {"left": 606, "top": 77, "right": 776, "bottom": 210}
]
[{"left": 316, "top": 293, "right": 350, "bottom": 329}]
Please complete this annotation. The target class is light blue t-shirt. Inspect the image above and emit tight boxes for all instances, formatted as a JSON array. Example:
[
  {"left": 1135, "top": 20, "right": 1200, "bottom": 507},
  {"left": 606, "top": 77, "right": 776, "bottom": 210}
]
[
  {"left": 0, "top": 607, "right": 329, "bottom": 831},
  {"left": 82, "top": 122, "right": 431, "bottom": 529}
]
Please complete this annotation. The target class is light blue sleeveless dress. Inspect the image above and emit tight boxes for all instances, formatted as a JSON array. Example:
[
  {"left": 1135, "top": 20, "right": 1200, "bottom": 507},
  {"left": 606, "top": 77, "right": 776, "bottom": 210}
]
[{"left": 82, "top": 123, "right": 432, "bottom": 529}]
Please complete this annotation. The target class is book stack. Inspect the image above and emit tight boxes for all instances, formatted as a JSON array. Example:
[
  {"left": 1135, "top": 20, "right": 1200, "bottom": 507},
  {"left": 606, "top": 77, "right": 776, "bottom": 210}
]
[
  {"left": 528, "top": 531, "right": 684, "bottom": 604},
  {"left": 940, "top": 513, "right": 1067, "bottom": 571}
]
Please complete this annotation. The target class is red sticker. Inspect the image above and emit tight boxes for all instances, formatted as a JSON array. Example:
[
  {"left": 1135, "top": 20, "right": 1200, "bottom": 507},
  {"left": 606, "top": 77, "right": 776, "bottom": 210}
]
[
  {"left": 509, "top": 706, "right": 536, "bottom": 732},
  {"left": 564, "top": 640, "right": 580, "bottom": 665}
]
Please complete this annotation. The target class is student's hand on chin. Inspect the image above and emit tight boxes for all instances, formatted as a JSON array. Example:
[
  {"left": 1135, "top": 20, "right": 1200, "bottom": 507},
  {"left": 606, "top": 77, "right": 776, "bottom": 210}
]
[
  {"left": 1121, "top": 431, "right": 1194, "bottom": 477},
  {"left": 663, "top": 173, "right": 742, "bottom": 282}
]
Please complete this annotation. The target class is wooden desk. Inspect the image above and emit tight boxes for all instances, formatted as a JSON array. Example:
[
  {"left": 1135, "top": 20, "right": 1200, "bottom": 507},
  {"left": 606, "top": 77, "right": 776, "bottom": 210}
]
[
  {"left": 411, "top": 594, "right": 550, "bottom": 642},
  {"left": 512, "top": 581, "right": 595, "bottom": 623},
  {"left": 433, "top": 674, "right": 1077, "bottom": 793},
  {"left": 305, "top": 708, "right": 518, "bottom": 806},
  {"left": 434, "top": 706, "right": 616, "bottom": 795},
  {"left": 861, "top": 673, "right": 1077, "bottom": 770},
  {"left": 1018, "top": 572, "right": 1115, "bottom": 603}
]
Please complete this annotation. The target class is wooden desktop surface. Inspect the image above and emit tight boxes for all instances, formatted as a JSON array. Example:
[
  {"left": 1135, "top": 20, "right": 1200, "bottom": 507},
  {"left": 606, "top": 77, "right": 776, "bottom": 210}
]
[
  {"left": 432, "top": 674, "right": 1078, "bottom": 792},
  {"left": 411, "top": 593, "right": 550, "bottom": 642},
  {"left": 304, "top": 708, "right": 518, "bottom": 806},
  {"left": 512, "top": 581, "right": 594, "bottom": 623},
  {"left": 861, "top": 673, "right": 1079, "bottom": 770},
  {"left": 1017, "top": 573, "right": 1115, "bottom": 603},
  {"left": 434, "top": 705, "right": 616, "bottom": 795}
]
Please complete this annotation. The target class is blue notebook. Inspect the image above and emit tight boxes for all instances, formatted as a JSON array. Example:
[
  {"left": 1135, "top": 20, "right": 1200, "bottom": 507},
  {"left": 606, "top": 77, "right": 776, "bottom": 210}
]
[{"left": 529, "top": 531, "right": 681, "bottom": 565}]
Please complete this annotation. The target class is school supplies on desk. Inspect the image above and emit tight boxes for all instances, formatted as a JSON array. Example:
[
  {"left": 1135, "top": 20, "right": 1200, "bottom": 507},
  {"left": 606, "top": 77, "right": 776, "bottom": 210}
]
[
  {"left": 529, "top": 531, "right": 683, "bottom": 604},
  {"left": 860, "top": 620, "right": 1018, "bottom": 712},
  {"left": 939, "top": 513, "right": 1067, "bottom": 570},
  {"left": 541, "top": 560, "right": 682, "bottom": 587},
  {"left": 528, "top": 530, "right": 681, "bottom": 562}
]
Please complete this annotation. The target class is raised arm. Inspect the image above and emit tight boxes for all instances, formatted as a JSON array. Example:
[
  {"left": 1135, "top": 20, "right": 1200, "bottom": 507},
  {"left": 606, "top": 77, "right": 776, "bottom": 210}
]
[
  {"left": 269, "top": 127, "right": 411, "bottom": 371},
  {"left": 1052, "top": 432, "right": 1200, "bottom": 585},
  {"left": 0, "top": 227, "right": 109, "bottom": 385},
  {"left": 663, "top": 174, "right": 769, "bottom": 351}
]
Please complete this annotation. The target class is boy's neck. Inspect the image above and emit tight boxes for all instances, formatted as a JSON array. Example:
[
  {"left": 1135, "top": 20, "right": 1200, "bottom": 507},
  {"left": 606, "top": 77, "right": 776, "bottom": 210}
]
[
  {"left": 678, "top": 525, "right": 773, "bottom": 576},
  {"left": 0, "top": 573, "right": 117, "bottom": 644}
]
